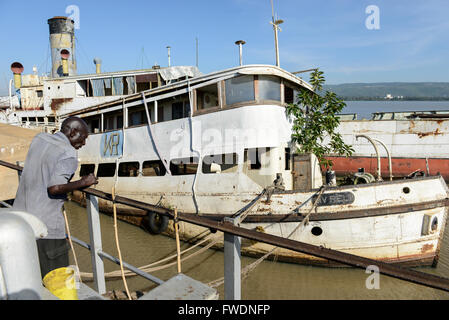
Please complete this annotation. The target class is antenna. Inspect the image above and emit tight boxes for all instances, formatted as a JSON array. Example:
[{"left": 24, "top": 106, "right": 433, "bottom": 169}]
[
  {"left": 269, "top": 0, "right": 283, "bottom": 67},
  {"left": 196, "top": 37, "right": 199, "bottom": 68}
]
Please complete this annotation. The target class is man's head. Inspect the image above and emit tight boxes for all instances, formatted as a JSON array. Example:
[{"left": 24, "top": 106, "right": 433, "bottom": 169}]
[{"left": 60, "top": 117, "right": 89, "bottom": 150}]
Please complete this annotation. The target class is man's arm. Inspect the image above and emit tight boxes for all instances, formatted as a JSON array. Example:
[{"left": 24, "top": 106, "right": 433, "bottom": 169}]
[{"left": 47, "top": 173, "right": 98, "bottom": 196}]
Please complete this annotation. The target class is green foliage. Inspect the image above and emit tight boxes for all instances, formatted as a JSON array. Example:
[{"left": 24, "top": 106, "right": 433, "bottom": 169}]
[{"left": 286, "top": 69, "right": 354, "bottom": 168}]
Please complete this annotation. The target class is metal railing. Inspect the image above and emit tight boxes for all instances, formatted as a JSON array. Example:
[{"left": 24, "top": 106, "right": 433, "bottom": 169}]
[{"left": 2, "top": 159, "right": 449, "bottom": 299}]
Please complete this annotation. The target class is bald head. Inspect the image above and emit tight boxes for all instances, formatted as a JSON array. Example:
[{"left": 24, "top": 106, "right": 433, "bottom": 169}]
[{"left": 60, "top": 117, "right": 89, "bottom": 150}]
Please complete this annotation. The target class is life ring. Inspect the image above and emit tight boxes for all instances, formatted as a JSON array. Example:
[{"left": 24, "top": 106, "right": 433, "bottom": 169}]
[{"left": 146, "top": 211, "right": 169, "bottom": 234}]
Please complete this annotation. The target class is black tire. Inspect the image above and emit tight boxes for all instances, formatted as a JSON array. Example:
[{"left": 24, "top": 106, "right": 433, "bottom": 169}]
[{"left": 146, "top": 211, "right": 169, "bottom": 234}]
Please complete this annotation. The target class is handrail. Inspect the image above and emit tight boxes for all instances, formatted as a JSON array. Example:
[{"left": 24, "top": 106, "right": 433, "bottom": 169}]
[
  {"left": 356, "top": 134, "right": 382, "bottom": 181},
  {"left": 372, "top": 137, "right": 393, "bottom": 181},
  {"left": 2, "top": 160, "right": 449, "bottom": 294}
]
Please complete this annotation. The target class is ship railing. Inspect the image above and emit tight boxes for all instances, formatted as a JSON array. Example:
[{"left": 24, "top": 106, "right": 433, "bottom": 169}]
[{"left": 2, "top": 159, "right": 449, "bottom": 300}]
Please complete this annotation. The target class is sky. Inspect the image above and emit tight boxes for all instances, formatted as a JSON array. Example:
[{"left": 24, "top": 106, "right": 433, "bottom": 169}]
[{"left": 0, "top": 0, "right": 448, "bottom": 95}]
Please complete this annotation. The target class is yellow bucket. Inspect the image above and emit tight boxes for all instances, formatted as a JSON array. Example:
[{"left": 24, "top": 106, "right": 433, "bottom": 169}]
[{"left": 43, "top": 267, "right": 78, "bottom": 300}]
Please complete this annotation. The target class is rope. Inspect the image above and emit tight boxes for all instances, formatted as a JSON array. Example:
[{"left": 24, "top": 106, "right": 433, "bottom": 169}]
[
  {"left": 62, "top": 207, "right": 82, "bottom": 284},
  {"left": 208, "top": 185, "right": 327, "bottom": 288},
  {"left": 79, "top": 232, "right": 221, "bottom": 280},
  {"left": 112, "top": 186, "right": 132, "bottom": 300},
  {"left": 174, "top": 208, "right": 182, "bottom": 273}
]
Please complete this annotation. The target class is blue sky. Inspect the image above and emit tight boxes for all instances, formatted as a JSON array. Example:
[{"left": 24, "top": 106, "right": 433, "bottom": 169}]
[{"left": 0, "top": 0, "right": 448, "bottom": 95}]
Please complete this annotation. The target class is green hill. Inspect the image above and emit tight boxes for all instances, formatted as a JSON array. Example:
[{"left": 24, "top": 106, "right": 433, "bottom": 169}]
[{"left": 322, "top": 82, "right": 449, "bottom": 100}]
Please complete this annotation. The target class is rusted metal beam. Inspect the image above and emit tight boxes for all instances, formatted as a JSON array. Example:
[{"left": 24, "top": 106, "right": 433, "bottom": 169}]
[
  {"left": 2, "top": 160, "right": 449, "bottom": 293},
  {"left": 0, "top": 160, "right": 23, "bottom": 172}
]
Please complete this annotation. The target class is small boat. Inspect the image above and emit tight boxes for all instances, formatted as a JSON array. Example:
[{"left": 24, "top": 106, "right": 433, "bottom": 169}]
[{"left": 64, "top": 65, "right": 449, "bottom": 267}]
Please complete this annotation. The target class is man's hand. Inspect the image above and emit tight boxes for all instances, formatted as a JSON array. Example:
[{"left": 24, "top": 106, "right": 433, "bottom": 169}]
[
  {"left": 80, "top": 173, "right": 98, "bottom": 188},
  {"left": 48, "top": 173, "right": 98, "bottom": 196}
]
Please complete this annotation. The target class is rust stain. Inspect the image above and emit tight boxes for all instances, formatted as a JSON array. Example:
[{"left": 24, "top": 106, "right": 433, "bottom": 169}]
[
  {"left": 417, "top": 128, "right": 442, "bottom": 138},
  {"left": 51, "top": 98, "right": 73, "bottom": 110},
  {"left": 421, "top": 243, "right": 434, "bottom": 254}
]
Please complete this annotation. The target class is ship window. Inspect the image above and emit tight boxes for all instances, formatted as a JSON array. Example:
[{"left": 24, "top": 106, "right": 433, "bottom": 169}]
[
  {"left": 85, "top": 117, "right": 100, "bottom": 133},
  {"left": 245, "top": 147, "right": 270, "bottom": 170},
  {"left": 284, "top": 81, "right": 301, "bottom": 104},
  {"left": 97, "top": 163, "right": 116, "bottom": 177},
  {"left": 157, "top": 106, "right": 164, "bottom": 122},
  {"left": 129, "top": 110, "right": 146, "bottom": 126},
  {"left": 170, "top": 157, "right": 199, "bottom": 175},
  {"left": 79, "top": 164, "right": 95, "bottom": 176},
  {"left": 197, "top": 84, "right": 219, "bottom": 110},
  {"left": 172, "top": 102, "right": 184, "bottom": 120},
  {"left": 285, "top": 148, "right": 291, "bottom": 170},
  {"left": 202, "top": 153, "right": 238, "bottom": 174},
  {"left": 258, "top": 75, "right": 281, "bottom": 101},
  {"left": 142, "top": 160, "right": 167, "bottom": 176},
  {"left": 225, "top": 75, "right": 255, "bottom": 105},
  {"left": 36, "top": 90, "right": 43, "bottom": 98},
  {"left": 118, "top": 162, "right": 139, "bottom": 177},
  {"left": 171, "top": 101, "right": 190, "bottom": 120}
]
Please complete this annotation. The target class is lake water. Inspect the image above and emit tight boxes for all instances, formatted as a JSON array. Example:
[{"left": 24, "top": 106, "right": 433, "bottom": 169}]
[
  {"left": 64, "top": 200, "right": 449, "bottom": 300},
  {"left": 342, "top": 101, "right": 449, "bottom": 120}
]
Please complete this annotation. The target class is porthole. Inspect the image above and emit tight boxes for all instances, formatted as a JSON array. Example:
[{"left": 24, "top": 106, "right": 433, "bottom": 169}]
[
  {"left": 402, "top": 187, "right": 410, "bottom": 194},
  {"left": 311, "top": 226, "right": 323, "bottom": 236}
]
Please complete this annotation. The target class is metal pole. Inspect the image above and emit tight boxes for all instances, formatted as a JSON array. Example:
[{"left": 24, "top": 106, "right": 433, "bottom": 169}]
[
  {"left": 196, "top": 37, "right": 198, "bottom": 68},
  {"left": 274, "top": 25, "right": 280, "bottom": 67},
  {"left": 9, "top": 79, "right": 13, "bottom": 112},
  {"left": 224, "top": 217, "right": 241, "bottom": 300},
  {"left": 235, "top": 40, "right": 246, "bottom": 66},
  {"left": 86, "top": 194, "right": 106, "bottom": 294},
  {"left": 167, "top": 46, "right": 171, "bottom": 67},
  {"left": 0, "top": 211, "right": 44, "bottom": 299}
]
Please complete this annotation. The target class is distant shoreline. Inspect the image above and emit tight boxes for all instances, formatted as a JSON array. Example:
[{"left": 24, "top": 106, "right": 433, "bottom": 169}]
[{"left": 342, "top": 97, "right": 449, "bottom": 101}]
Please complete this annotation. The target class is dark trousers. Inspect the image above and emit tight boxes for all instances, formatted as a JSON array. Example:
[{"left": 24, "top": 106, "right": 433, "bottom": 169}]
[{"left": 36, "top": 238, "right": 70, "bottom": 279}]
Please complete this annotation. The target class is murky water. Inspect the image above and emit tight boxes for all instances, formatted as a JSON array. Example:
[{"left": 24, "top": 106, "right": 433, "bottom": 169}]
[{"left": 64, "top": 200, "right": 449, "bottom": 300}]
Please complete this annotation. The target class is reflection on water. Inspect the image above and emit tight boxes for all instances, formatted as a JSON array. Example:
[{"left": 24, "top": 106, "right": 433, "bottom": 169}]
[{"left": 64, "top": 200, "right": 449, "bottom": 300}]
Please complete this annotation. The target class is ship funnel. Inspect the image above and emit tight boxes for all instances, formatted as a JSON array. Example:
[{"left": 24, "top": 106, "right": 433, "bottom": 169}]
[
  {"left": 48, "top": 16, "right": 77, "bottom": 77},
  {"left": 93, "top": 57, "right": 102, "bottom": 74},
  {"left": 10, "top": 62, "right": 24, "bottom": 89},
  {"left": 60, "top": 49, "right": 70, "bottom": 76}
]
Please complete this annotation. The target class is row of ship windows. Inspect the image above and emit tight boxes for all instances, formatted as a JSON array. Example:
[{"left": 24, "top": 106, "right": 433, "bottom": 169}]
[
  {"left": 80, "top": 148, "right": 291, "bottom": 178},
  {"left": 80, "top": 153, "right": 241, "bottom": 178},
  {"left": 83, "top": 75, "right": 301, "bottom": 133}
]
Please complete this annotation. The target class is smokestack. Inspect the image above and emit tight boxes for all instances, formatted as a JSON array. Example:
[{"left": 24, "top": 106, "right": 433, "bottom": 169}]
[
  {"left": 10, "top": 62, "right": 24, "bottom": 89},
  {"left": 93, "top": 57, "right": 102, "bottom": 74},
  {"left": 47, "top": 16, "right": 76, "bottom": 77}
]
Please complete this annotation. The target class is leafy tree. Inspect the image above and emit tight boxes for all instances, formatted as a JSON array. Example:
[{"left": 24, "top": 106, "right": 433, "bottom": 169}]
[{"left": 286, "top": 69, "right": 354, "bottom": 168}]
